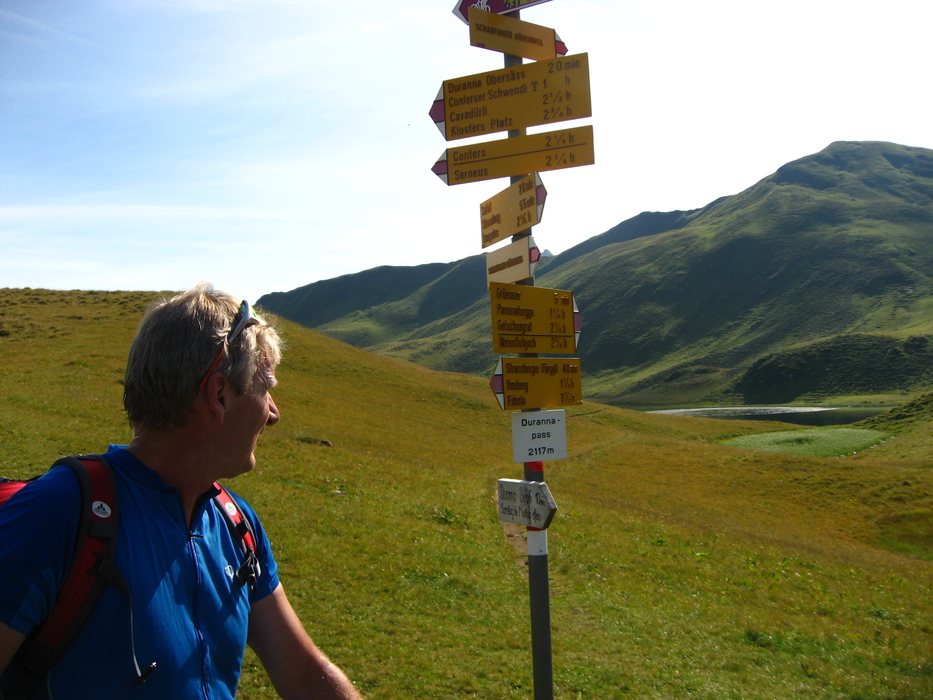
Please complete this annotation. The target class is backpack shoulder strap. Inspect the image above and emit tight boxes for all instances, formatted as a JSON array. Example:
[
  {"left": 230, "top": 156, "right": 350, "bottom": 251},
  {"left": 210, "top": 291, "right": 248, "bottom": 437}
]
[
  {"left": 0, "top": 476, "right": 38, "bottom": 506},
  {"left": 7, "top": 456, "right": 119, "bottom": 700},
  {"left": 213, "top": 483, "right": 261, "bottom": 590}
]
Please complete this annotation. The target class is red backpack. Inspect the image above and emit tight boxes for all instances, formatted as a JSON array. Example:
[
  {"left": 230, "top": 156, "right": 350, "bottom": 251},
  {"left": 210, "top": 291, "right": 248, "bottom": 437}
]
[{"left": 0, "top": 455, "right": 259, "bottom": 699}]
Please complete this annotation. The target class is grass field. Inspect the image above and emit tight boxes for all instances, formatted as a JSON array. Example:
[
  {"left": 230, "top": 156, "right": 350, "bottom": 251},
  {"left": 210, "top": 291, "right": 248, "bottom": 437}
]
[
  {"left": 720, "top": 428, "right": 890, "bottom": 458},
  {"left": 1, "top": 288, "right": 931, "bottom": 698}
]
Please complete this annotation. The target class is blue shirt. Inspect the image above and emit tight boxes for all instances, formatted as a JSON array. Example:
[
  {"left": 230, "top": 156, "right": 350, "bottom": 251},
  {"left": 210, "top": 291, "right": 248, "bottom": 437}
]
[{"left": 0, "top": 447, "right": 279, "bottom": 699}]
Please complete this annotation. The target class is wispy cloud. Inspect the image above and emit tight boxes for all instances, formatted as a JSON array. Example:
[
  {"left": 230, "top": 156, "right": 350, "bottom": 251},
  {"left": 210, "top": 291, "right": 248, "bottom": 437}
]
[{"left": 0, "top": 7, "right": 86, "bottom": 43}]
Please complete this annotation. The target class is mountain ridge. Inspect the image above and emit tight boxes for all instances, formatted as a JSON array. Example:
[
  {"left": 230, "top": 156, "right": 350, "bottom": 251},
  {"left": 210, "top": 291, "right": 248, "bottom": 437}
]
[{"left": 259, "top": 141, "right": 933, "bottom": 406}]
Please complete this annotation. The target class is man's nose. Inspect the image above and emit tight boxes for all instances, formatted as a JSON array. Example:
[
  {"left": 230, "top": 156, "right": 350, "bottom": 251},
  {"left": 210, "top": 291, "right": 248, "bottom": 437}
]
[{"left": 266, "top": 395, "right": 281, "bottom": 426}]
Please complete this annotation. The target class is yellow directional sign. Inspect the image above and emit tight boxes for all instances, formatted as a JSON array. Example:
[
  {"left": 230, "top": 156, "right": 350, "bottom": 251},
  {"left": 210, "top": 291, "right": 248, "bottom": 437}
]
[
  {"left": 486, "top": 236, "right": 540, "bottom": 286},
  {"left": 432, "top": 125, "right": 594, "bottom": 186},
  {"left": 469, "top": 7, "right": 567, "bottom": 61},
  {"left": 429, "top": 53, "right": 590, "bottom": 141},
  {"left": 490, "top": 357, "right": 583, "bottom": 410},
  {"left": 480, "top": 174, "right": 546, "bottom": 248},
  {"left": 490, "top": 282, "right": 579, "bottom": 354}
]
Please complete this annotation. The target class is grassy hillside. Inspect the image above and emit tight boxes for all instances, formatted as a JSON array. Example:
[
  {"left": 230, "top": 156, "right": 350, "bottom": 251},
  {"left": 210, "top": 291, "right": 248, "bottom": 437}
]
[
  {"left": 557, "top": 141, "right": 933, "bottom": 405},
  {"left": 260, "top": 257, "right": 489, "bottom": 349},
  {"left": 1, "top": 288, "right": 931, "bottom": 698},
  {"left": 258, "top": 261, "right": 465, "bottom": 330},
  {"left": 260, "top": 141, "right": 933, "bottom": 408}
]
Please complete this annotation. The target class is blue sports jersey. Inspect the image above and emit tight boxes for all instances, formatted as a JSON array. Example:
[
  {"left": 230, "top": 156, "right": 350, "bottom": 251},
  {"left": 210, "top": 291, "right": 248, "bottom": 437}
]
[{"left": 0, "top": 447, "right": 279, "bottom": 699}]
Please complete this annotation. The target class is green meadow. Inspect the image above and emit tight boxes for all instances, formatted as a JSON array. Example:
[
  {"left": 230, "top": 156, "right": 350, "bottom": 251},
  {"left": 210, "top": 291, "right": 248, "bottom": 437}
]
[
  {"left": 1, "top": 288, "right": 931, "bottom": 699},
  {"left": 720, "top": 428, "right": 890, "bottom": 458}
]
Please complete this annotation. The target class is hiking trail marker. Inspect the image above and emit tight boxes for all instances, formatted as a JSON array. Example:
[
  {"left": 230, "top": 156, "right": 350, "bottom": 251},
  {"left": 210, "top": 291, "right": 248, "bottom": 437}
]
[
  {"left": 481, "top": 173, "right": 547, "bottom": 248},
  {"left": 469, "top": 7, "right": 567, "bottom": 60},
  {"left": 429, "top": 53, "right": 590, "bottom": 142},
  {"left": 490, "top": 281, "right": 580, "bottom": 354},
  {"left": 453, "top": 0, "right": 554, "bottom": 24},
  {"left": 498, "top": 478, "right": 558, "bottom": 529},
  {"left": 432, "top": 124, "right": 594, "bottom": 186},
  {"left": 433, "top": 4, "right": 596, "bottom": 697},
  {"left": 486, "top": 236, "right": 541, "bottom": 286},
  {"left": 512, "top": 409, "right": 567, "bottom": 463},
  {"left": 489, "top": 357, "right": 582, "bottom": 410}
]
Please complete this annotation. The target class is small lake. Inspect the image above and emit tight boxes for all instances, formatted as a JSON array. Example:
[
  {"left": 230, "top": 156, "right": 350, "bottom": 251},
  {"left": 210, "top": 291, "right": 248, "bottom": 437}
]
[{"left": 647, "top": 406, "right": 891, "bottom": 426}]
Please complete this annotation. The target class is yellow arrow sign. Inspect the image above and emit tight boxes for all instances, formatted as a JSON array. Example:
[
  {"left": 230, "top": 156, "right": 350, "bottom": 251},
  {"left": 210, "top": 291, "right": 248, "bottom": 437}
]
[
  {"left": 430, "top": 53, "right": 590, "bottom": 141},
  {"left": 486, "top": 236, "right": 541, "bottom": 286},
  {"left": 490, "top": 357, "right": 583, "bottom": 410},
  {"left": 432, "top": 125, "right": 594, "bottom": 186},
  {"left": 490, "top": 282, "right": 579, "bottom": 354},
  {"left": 469, "top": 7, "right": 567, "bottom": 61},
  {"left": 480, "top": 173, "right": 546, "bottom": 248}
]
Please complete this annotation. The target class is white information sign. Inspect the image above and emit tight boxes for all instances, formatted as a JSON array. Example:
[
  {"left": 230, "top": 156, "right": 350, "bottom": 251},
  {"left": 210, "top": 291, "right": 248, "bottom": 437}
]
[
  {"left": 497, "top": 479, "right": 557, "bottom": 529},
  {"left": 511, "top": 409, "right": 567, "bottom": 463}
]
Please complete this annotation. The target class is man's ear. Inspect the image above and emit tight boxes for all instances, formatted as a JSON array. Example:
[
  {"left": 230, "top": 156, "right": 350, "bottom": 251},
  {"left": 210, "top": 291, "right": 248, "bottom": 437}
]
[{"left": 202, "top": 372, "right": 230, "bottom": 422}]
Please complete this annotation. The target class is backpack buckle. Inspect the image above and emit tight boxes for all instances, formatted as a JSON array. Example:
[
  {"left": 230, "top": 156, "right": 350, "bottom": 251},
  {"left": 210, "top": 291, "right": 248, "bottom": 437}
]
[{"left": 234, "top": 551, "right": 261, "bottom": 590}]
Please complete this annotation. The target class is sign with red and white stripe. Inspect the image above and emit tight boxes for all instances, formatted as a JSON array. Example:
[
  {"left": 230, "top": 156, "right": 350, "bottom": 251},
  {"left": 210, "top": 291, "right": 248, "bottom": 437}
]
[
  {"left": 429, "top": 54, "right": 591, "bottom": 142},
  {"left": 489, "top": 357, "right": 582, "bottom": 410},
  {"left": 489, "top": 281, "right": 580, "bottom": 354},
  {"left": 485, "top": 235, "right": 540, "bottom": 286},
  {"left": 452, "top": 0, "right": 554, "bottom": 25},
  {"left": 480, "top": 173, "right": 546, "bottom": 249},
  {"left": 432, "top": 125, "right": 595, "bottom": 185},
  {"left": 468, "top": 7, "right": 567, "bottom": 61}
]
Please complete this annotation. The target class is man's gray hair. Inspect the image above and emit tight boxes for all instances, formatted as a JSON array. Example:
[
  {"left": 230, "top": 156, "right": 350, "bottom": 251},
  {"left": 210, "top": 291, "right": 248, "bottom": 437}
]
[{"left": 123, "top": 282, "right": 282, "bottom": 430}]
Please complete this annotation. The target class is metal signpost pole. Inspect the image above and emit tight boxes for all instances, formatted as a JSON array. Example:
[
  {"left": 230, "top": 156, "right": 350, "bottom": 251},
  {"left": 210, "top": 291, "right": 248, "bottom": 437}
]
[
  {"left": 505, "top": 13, "right": 554, "bottom": 700},
  {"left": 524, "top": 464, "right": 553, "bottom": 700}
]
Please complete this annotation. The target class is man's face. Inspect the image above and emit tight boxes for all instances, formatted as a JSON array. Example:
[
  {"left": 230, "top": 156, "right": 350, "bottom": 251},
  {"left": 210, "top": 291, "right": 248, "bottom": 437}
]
[{"left": 223, "top": 362, "right": 280, "bottom": 478}]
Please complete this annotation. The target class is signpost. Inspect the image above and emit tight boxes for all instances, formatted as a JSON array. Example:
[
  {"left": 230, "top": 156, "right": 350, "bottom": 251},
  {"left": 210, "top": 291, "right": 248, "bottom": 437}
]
[
  {"left": 432, "top": 124, "right": 595, "bottom": 185},
  {"left": 433, "top": 5, "right": 595, "bottom": 697},
  {"left": 489, "top": 357, "right": 582, "bottom": 410},
  {"left": 452, "top": 0, "right": 554, "bottom": 24},
  {"left": 512, "top": 410, "right": 567, "bottom": 463},
  {"left": 481, "top": 173, "right": 547, "bottom": 248},
  {"left": 469, "top": 7, "right": 567, "bottom": 61},
  {"left": 497, "top": 479, "right": 558, "bottom": 529},
  {"left": 489, "top": 281, "right": 579, "bottom": 353},
  {"left": 485, "top": 236, "right": 541, "bottom": 286},
  {"left": 429, "top": 53, "right": 591, "bottom": 141}
]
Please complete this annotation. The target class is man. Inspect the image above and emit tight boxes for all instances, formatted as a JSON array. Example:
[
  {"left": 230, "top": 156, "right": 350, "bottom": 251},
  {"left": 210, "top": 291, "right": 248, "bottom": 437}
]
[{"left": 0, "top": 283, "right": 363, "bottom": 699}]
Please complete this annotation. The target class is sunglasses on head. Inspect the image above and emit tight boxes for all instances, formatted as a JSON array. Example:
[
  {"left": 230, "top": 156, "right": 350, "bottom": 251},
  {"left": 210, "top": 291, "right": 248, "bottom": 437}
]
[{"left": 198, "top": 300, "right": 261, "bottom": 389}]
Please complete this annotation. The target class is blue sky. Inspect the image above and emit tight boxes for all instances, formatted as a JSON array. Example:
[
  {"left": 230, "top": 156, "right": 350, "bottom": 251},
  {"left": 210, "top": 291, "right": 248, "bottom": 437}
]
[{"left": 1, "top": 0, "right": 930, "bottom": 302}]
